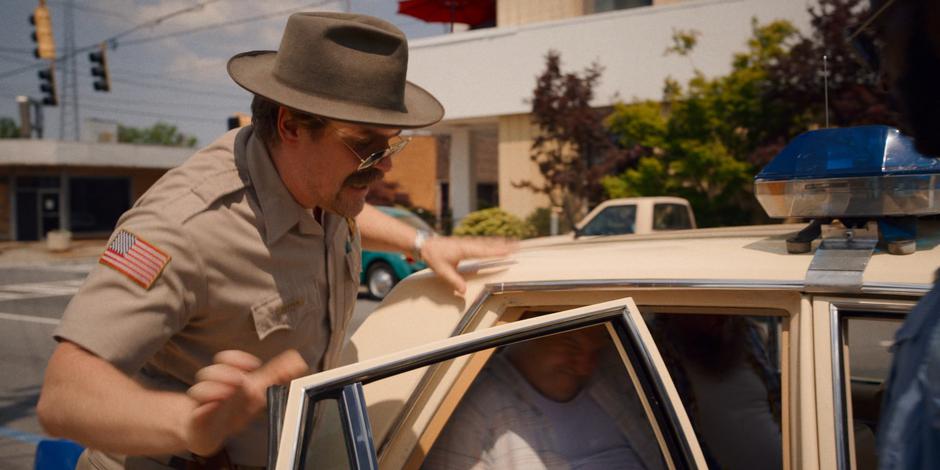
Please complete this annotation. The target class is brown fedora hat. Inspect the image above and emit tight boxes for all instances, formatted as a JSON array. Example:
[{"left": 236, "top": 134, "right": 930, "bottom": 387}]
[{"left": 228, "top": 12, "right": 444, "bottom": 128}]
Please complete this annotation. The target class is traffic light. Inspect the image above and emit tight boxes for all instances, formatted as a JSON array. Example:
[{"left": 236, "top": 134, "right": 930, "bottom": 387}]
[
  {"left": 29, "top": 0, "right": 56, "bottom": 60},
  {"left": 89, "top": 43, "right": 111, "bottom": 92},
  {"left": 227, "top": 112, "right": 251, "bottom": 130},
  {"left": 38, "top": 64, "right": 57, "bottom": 106}
]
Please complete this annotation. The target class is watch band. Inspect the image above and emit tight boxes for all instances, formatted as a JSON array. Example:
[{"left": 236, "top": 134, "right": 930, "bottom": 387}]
[{"left": 413, "top": 229, "right": 431, "bottom": 263}]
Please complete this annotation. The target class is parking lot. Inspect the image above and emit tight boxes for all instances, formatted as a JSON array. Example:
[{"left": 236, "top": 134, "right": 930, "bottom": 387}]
[{"left": 0, "top": 247, "right": 379, "bottom": 469}]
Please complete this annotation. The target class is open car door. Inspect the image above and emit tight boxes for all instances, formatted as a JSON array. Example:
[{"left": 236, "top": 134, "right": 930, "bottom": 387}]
[{"left": 271, "top": 297, "right": 708, "bottom": 469}]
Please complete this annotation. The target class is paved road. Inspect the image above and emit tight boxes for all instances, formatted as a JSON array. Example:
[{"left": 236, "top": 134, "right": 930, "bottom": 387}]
[{"left": 0, "top": 260, "right": 379, "bottom": 470}]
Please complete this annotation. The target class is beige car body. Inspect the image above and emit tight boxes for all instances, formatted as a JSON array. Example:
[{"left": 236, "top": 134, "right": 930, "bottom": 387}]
[{"left": 273, "top": 221, "right": 940, "bottom": 470}]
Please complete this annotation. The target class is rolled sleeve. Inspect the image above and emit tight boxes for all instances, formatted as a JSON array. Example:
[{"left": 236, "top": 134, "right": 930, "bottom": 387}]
[{"left": 54, "top": 208, "right": 206, "bottom": 375}]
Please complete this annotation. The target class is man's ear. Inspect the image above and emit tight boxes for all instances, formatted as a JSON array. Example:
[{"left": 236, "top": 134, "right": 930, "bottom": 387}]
[{"left": 276, "top": 107, "right": 301, "bottom": 144}]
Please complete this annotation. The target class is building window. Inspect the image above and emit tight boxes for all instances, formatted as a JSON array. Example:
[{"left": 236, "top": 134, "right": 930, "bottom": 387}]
[
  {"left": 476, "top": 183, "right": 498, "bottom": 210},
  {"left": 69, "top": 177, "right": 130, "bottom": 234},
  {"left": 593, "top": 0, "right": 653, "bottom": 14}
]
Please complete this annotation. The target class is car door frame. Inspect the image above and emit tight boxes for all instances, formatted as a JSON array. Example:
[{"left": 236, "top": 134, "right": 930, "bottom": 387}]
[
  {"left": 811, "top": 296, "right": 916, "bottom": 470},
  {"left": 272, "top": 297, "right": 707, "bottom": 470}
]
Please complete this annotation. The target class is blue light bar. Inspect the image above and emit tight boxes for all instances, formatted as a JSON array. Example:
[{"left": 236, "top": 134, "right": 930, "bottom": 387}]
[
  {"left": 757, "top": 126, "right": 940, "bottom": 181},
  {"left": 755, "top": 126, "right": 940, "bottom": 218}
]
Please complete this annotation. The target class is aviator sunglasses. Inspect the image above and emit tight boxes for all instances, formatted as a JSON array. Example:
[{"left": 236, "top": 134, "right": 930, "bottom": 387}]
[{"left": 333, "top": 128, "right": 411, "bottom": 171}]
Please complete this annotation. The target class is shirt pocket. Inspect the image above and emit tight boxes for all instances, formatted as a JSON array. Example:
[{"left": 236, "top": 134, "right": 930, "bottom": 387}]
[{"left": 250, "top": 289, "right": 318, "bottom": 341}]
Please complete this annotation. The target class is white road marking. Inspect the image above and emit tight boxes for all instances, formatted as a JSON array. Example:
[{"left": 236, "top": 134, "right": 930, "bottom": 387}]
[
  {"left": 0, "top": 279, "right": 84, "bottom": 301},
  {"left": 0, "top": 312, "right": 59, "bottom": 325}
]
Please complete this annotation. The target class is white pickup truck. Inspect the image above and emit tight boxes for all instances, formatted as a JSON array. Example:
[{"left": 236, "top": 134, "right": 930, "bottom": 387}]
[{"left": 522, "top": 196, "right": 696, "bottom": 247}]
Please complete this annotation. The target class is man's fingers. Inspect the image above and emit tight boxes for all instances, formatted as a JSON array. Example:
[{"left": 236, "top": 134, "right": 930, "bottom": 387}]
[
  {"left": 250, "top": 349, "right": 309, "bottom": 387},
  {"left": 195, "top": 363, "right": 247, "bottom": 387},
  {"left": 428, "top": 259, "right": 467, "bottom": 295},
  {"left": 187, "top": 381, "right": 236, "bottom": 404},
  {"left": 214, "top": 350, "right": 263, "bottom": 372}
]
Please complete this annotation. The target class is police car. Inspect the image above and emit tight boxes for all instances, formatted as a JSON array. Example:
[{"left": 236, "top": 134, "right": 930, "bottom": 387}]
[{"left": 268, "top": 126, "right": 940, "bottom": 470}]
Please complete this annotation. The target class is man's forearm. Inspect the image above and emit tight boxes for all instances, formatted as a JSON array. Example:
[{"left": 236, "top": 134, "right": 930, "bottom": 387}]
[
  {"left": 357, "top": 203, "right": 418, "bottom": 253},
  {"left": 38, "top": 341, "right": 193, "bottom": 455}
]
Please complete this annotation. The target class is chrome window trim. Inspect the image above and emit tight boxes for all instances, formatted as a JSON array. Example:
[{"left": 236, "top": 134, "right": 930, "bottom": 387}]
[
  {"left": 340, "top": 383, "right": 378, "bottom": 469},
  {"left": 275, "top": 299, "right": 700, "bottom": 470},
  {"left": 377, "top": 279, "right": 928, "bottom": 466},
  {"left": 829, "top": 300, "right": 911, "bottom": 470}
]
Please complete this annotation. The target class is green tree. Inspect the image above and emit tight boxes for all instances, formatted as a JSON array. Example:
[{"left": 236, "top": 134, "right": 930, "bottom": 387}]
[
  {"left": 517, "top": 51, "right": 633, "bottom": 228},
  {"left": 118, "top": 121, "right": 197, "bottom": 147},
  {"left": 0, "top": 117, "right": 21, "bottom": 138},
  {"left": 604, "top": 20, "right": 800, "bottom": 227}
]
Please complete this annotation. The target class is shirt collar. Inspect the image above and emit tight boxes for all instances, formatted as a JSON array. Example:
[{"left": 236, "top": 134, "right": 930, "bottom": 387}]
[{"left": 236, "top": 127, "right": 323, "bottom": 244}]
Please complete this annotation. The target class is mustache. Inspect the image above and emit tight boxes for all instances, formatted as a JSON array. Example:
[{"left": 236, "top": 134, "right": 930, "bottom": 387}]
[{"left": 344, "top": 168, "right": 384, "bottom": 187}]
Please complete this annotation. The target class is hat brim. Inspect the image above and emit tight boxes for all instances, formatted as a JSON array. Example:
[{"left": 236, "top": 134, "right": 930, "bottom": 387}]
[{"left": 228, "top": 51, "right": 445, "bottom": 129}]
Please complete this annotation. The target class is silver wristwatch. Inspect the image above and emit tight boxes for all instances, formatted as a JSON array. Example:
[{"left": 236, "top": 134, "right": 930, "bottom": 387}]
[{"left": 412, "top": 229, "right": 432, "bottom": 263}]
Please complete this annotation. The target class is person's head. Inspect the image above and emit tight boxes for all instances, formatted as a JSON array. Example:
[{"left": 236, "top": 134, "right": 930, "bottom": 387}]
[
  {"left": 507, "top": 326, "right": 608, "bottom": 402},
  {"left": 227, "top": 12, "right": 444, "bottom": 216},
  {"left": 249, "top": 95, "right": 406, "bottom": 217},
  {"left": 863, "top": 0, "right": 940, "bottom": 155}
]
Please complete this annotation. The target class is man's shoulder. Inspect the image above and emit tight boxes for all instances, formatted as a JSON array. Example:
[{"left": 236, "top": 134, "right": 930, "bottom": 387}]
[{"left": 134, "top": 129, "right": 250, "bottom": 225}]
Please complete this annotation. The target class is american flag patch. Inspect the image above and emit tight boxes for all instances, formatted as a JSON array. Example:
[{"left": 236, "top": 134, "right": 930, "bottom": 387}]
[{"left": 99, "top": 229, "right": 171, "bottom": 289}]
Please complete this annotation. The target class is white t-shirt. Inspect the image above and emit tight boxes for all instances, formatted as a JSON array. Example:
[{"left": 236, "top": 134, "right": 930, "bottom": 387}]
[{"left": 521, "top": 372, "right": 646, "bottom": 470}]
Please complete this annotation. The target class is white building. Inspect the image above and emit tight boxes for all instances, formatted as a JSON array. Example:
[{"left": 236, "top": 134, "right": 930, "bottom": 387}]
[{"left": 407, "top": 0, "right": 812, "bottom": 221}]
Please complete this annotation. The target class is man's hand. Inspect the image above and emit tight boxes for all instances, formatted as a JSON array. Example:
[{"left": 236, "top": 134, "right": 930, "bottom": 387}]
[
  {"left": 183, "top": 349, "right": 308, "bottom": 456},
  {"left": 420, "top": 236, "right": 516, "bottom": 295}
]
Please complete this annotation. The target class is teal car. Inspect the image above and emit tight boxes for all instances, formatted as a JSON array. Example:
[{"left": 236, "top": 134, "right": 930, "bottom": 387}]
[{"left": 361, "top": 206, "right": 433, "bottom": 299}]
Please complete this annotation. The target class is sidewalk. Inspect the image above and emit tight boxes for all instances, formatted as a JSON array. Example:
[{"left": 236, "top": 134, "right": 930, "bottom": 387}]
[{"left": 0, "top": 239, "right": 107, "bottom": 267}]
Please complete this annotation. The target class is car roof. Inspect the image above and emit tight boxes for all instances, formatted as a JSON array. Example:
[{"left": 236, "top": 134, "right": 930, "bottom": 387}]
[{"left": 347, "top": 221, "right": 940, "bottom": 362}]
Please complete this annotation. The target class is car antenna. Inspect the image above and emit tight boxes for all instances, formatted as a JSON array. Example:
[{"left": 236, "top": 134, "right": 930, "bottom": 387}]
[{"left": 823, "top": 54, "right": 830, "bottom": 128}]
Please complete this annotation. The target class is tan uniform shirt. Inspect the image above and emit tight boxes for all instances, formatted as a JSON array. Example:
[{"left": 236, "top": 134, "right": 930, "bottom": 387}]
[{"left": 55, "top": 126, "right": 362, "bottom": 467}]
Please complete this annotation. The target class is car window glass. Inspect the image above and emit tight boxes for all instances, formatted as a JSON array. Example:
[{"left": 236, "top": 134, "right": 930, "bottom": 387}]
[
  {"left": 299, "top": 398, "right": 353, "bottom": 470},
  {"left": 581, "top": 205, "right": 636, "bottom": 236},
  {"left": 645, "top": 312, "right": 784, "bottom": 470},
  {"left": 294, "top": 324, "right": 682, "bottom": 470},
  {"left": 652, "top": 204, "right": 692, "bottom": 230},
  {"left": 417, "top": 327, "right": 668, "bottom": 470},
  {"left": 840, "top": 315, "right": 902, "bottom": 470}
]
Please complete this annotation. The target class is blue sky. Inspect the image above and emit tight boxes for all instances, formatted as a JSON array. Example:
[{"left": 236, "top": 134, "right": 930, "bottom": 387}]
[{"left": 0, "top": 0, "right": 447, "bottom": 146}]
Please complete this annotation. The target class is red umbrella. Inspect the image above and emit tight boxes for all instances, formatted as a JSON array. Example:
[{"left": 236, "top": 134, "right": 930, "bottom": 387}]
[{"left": 398, "top": 0, "right": 496, "bottom": 32}]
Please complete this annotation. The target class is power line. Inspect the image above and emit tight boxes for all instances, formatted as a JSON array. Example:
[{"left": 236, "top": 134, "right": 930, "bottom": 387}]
[
  {"left": 0, "top": 0, "right": 232, "bottom": 80},
  {"left": 110, "top": 66, "right": 229, "bottom": 87},
  {"left": 82, "top": 103, "right": 224, "bottom": 124},
  {"left": 110, "top": 77, "right": 247, "bottom": 99},
  {"left": 118, "top": 0, "right": 334, "bottom": 47},
  {"left": 0, "top": 47, "right": 33, "bottom": 55},
  {"left": 0, "top": 52, "right": 36, "bottom": 66},
  {"left": 47, "top": 0, "right": 133, "bottom": 23},
  {"left": 80, "top": 93, "right": 245, "bottom": 111}
]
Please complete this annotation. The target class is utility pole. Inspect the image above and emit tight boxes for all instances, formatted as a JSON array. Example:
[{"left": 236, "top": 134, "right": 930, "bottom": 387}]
[{"left": 58, "top": 0, "right": 80, "bottom": 141}]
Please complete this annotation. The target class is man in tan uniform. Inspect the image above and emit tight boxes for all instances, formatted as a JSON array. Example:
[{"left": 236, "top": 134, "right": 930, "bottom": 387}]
[{"left": 36, "top": 12, "right": 511, "bottom": 470}]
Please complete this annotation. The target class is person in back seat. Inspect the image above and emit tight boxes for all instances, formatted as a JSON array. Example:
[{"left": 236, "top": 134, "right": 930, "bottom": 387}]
[{"left": 424, "top": 326, "right": 663, "bottom": 470}]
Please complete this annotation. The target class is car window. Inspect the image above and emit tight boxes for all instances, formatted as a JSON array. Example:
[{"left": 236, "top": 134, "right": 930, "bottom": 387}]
[
  {"left": 420, "top": 327, "right": 668, "bottom": 470},
  {"left": 274, "top": 299, "right": 706, "bottom": 470},
  {"left": 836, "top": 312, "right": 903, "bottom": 470},
  {"left": 653, "top": 203, "right": 692, "bottom": 230},
  {"left": 581, "top": 205, "right": 636, "bottom": 236},
  {"left": 645, "top": 311, "right": 785, "bottom": 470}
]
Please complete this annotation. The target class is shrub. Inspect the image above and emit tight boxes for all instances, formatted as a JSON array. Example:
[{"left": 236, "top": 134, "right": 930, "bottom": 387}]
[
  {"left": 453, "top": 208, "right": 535, "bottom": 239},
  {"left": 526, "top": 207, "right": 573, "bottom": 237}
]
